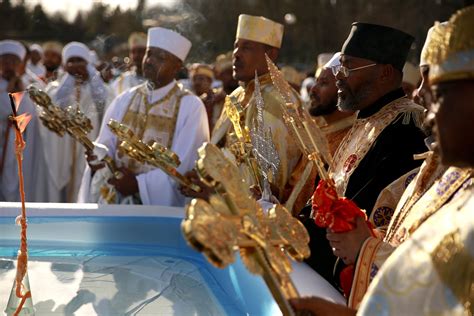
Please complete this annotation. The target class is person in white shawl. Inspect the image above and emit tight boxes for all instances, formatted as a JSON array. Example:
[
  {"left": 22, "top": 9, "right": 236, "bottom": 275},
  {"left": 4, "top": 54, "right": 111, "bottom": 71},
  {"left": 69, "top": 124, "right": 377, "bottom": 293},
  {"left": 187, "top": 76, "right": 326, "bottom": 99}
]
[
  {"left": 78, "top": 27, "right": 209, "bottom": 206},
  {"left": 0, "top": 40, "right": 50, "bottom": 202},
  {"left": 43, "top": 41, "right": 113, "bottom": 202}
]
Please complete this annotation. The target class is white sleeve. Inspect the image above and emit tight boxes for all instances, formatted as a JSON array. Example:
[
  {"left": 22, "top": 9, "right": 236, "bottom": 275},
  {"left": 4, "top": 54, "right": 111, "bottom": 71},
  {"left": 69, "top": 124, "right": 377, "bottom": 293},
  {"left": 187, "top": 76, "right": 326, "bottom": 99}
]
[
  {"left": 77, "top": 91, "right": 134, "bottom": 203},
  {"left": 136, "top": 94, "right": 210, "bottom": 206}
]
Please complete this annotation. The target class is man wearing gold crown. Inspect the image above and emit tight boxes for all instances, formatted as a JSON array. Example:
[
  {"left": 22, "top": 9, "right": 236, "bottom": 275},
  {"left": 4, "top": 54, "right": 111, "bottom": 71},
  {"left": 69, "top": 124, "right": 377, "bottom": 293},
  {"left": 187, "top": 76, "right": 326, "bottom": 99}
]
[
  {"left": 78, "top": 27, "right": 209, "bottom": 206},
  {"left": 110, "top": 32, "right": 147, "bottom": 97},
  {"left": 204, "top": 14, "right": 313, "bottom": 211},
  {"left": 291, "top": 7, "right": 474, "bottom": 315},
  {"left": 301, "top": 23, "right": 428, "bottom": 291}
]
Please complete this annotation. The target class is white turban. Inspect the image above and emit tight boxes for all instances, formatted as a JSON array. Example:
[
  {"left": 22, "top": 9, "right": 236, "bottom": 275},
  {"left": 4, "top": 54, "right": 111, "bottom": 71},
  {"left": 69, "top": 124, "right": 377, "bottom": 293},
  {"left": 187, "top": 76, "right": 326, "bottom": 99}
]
[
  {"left": 0, "top": 40, "right": 26, "bottom": 60},
  {"left": 147, "top": 27, "right": 191, "bottom": 62},
  {"left": 62, "top": 41, "right": 90, "bottom": 63},
  {"left": 30, "top": 43, "right": 43, "bottom": 55}
]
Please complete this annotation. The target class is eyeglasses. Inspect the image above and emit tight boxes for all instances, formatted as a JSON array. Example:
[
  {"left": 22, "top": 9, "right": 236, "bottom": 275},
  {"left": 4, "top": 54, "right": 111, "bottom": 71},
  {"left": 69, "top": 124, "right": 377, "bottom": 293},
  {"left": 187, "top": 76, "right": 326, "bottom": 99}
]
[{"left": 331, "top": 63, "right": 377, "bottom": 77}]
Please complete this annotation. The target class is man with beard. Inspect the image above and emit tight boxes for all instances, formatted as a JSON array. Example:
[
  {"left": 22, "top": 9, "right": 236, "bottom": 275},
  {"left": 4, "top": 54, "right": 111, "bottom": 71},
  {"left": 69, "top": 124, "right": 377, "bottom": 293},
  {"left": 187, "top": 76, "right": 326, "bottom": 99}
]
[
  {"left": 325, "top": 21, "right": 452, "bottom": 309},
  {"left": 42, "top": 41, "right": 63, "bottom": 83},
  {"left": 110, "top": 32, "right": 147, "bottom": 97},
  {"left": 309, "top": 52, "right": 355, "bottom": 157},
  {"left": 78, "top": 27, "right": 209, "bottom": 206},
  {"left": 301, "top": 23, "right": 427, "bottom": 293},
  {"left": 291, "top": 7, "right": 474, "bottom": 315}
]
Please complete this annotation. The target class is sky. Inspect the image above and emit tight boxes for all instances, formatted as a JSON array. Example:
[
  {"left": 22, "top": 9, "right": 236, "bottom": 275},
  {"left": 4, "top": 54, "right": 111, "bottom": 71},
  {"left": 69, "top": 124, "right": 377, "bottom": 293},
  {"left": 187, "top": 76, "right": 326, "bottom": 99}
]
[{"left": 22, "top": 0, "right": 179, "bottom": 21}]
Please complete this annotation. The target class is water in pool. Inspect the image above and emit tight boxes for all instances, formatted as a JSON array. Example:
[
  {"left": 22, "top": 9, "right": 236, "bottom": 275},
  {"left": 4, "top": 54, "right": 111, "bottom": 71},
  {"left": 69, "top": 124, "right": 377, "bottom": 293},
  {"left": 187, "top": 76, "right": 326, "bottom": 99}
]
[{"left": 0, "top": 216, "right": 280, "bottom": 316}]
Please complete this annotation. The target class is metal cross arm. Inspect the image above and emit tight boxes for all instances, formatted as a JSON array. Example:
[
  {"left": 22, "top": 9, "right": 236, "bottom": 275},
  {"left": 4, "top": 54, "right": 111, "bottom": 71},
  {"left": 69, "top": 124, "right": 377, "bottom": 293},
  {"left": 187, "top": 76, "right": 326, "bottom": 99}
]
[
  {"left": 182, "top": 143, "right": 311, "bottom": 316},
  {"left": 107, "top": 119, "right": 200, "bottom": 192}
]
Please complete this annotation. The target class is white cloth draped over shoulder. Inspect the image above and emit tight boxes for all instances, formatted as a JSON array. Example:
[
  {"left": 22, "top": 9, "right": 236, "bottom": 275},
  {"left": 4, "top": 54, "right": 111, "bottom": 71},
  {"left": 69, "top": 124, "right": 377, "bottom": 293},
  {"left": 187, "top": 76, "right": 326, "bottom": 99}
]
[
  {"left": 0, "top": 79, "right": 51, "bottom": 202},
  {"left": 78, "top": 80, "right": 210, "bottom": 206},
  {"left": 42, "top": 66, "right": 113, "bottom": 202}
]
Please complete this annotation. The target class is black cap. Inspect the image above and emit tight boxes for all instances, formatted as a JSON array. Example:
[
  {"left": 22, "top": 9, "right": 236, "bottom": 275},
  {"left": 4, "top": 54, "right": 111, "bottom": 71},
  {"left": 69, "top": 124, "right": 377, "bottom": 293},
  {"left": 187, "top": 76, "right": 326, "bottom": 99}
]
[{"left": 341, "top": 22, "right": 414, "bottom": 72}]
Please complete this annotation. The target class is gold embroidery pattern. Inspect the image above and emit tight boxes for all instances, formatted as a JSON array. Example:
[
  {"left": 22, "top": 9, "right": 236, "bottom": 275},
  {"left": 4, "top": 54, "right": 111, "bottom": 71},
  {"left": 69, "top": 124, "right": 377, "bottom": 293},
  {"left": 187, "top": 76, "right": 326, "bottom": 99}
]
[
  {"left": 385, "top": 154, "right": 444, "bottom": 244},
  {"left": 348, "top": 237, "right": 383, "bottom": 309},
  {"left": 330, "top": 98, "right": 423, "bottom": 196},
  {"left": 432, "top": 230, "right": 474, "bottom": 316},
  {"left": 117, "top": 83, "right": 189, "bottom": 173},
  {"left": 408, "top": 170, "right": 472, "bottom": 236}
]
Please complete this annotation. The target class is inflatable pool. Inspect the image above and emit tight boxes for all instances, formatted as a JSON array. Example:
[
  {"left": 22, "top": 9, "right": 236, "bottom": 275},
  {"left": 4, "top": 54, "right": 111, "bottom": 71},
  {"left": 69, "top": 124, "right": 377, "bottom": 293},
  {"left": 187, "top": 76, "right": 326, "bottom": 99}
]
[{"left": 0, "top": 202, "right": 345, "bottom": 315}]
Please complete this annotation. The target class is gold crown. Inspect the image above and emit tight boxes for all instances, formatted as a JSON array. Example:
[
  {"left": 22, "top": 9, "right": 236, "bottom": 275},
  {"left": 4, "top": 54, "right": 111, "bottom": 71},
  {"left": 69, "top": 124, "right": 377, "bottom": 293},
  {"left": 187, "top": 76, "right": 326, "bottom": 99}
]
[
  {"left": 428, "top": 5, "right": 474, "bottom": 84},
  {"left": 236, "top": 15, "right": 284, "bottom": 48}
]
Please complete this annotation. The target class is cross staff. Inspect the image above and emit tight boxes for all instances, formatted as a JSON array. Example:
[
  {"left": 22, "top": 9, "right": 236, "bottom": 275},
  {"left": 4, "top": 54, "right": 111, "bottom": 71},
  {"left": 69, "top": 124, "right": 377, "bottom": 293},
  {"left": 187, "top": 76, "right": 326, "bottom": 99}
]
[
  {"left": 182, "top": 143, "right": 310, "bottom": 316},
  {"left": 265, "top": 55, "right": 331, "bottom": 181},
  {"left": 107, "top": 119, "right": 201, "bottom": 192},
  {"left": 27, "top": 86, "right": 118, "bottom": 173},
  {"left": 224, "top": 94, "right": 263, "bottom": 191},
  {"left": 250, "top": 71, "right": 280, "bottom": 201}
]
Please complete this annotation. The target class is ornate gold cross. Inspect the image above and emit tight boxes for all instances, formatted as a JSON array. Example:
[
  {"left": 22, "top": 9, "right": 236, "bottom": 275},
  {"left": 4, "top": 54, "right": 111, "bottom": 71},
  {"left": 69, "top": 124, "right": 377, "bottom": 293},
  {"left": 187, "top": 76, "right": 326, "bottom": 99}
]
[
  {"left": 182, "top": 143, "right": 310, "bottom": 316},
  {"left": 27, "top": 86, "right": 118, "bottom": 172},
  {"left": 107, "top": 119, "right": 201, "bottom": 192},
  {"left": 265, "top": 55, "right": 331, "bottom": 181}
]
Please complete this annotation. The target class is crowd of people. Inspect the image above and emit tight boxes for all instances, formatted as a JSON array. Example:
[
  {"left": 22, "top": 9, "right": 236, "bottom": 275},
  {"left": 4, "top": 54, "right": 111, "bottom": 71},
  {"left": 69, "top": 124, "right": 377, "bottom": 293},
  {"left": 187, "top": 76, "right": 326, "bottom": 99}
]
[{"left": 1, "top": 4, "right": 473, "bottom": 315}]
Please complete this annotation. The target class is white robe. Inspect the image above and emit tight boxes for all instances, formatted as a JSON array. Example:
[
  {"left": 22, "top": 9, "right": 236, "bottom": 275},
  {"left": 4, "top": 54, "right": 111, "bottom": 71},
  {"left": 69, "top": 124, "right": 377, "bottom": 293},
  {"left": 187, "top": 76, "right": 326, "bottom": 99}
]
[
  {"left": 78, "top": 80, "right": 210, "bottom": 206},
  {"left": 358, "top": 180, "right": 474, "bottom": 316},
  {"left": 42, "top": 66, "right": 112, "bottom": 202},
  {"left": 22, "top": 68, "right": 45, "bottom": 90},
  {"left": 0, "top": 78, "right": 51, "bottom": 202},
  {"left": 26, "top": 61, "right": 46, "bottom": 78}
]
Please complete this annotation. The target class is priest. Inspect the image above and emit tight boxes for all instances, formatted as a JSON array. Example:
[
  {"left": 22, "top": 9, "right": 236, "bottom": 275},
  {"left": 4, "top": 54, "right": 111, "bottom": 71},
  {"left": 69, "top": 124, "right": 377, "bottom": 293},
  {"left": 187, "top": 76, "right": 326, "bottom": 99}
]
[
  {"left": 78, "top": 27, "right": 209, "bottom": 206},
  {"left": 301, "top": 23, "right": 427, "bottom": 289},
  {"left": 290, "top": 6, "right": 474, "bottom": 315},
  {"left": 199, "top": 14, "right": 313, "bottom": 212},
  {"left": 44, "top": 41, "right": 112, "bottom": 202},
  {"left": 0, "top": 40, "right": 49, "bottom": 202}
]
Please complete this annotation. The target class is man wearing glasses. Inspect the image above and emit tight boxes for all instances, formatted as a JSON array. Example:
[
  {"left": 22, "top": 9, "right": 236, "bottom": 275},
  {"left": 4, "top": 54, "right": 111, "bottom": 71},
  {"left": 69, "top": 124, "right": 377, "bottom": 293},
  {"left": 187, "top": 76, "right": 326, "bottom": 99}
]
[{"left": 303, "top": 23, "right": 427, "bottom": 297}]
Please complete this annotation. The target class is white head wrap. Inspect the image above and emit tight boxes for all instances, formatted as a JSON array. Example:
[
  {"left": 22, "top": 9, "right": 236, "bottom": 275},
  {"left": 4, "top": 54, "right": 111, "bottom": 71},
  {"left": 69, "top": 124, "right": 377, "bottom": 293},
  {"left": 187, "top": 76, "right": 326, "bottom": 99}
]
[
  {"left": 0, "top": 40, "right": 26, "bottom": 60},
  {"left": 147, "top": 27, "right": 191, "bottom": 62},
  {"left": 30, "top": 43, "right": 43, "bottom": 55},
  {"left": 62, "top": 41, "right": 90, "bottom": 63}
]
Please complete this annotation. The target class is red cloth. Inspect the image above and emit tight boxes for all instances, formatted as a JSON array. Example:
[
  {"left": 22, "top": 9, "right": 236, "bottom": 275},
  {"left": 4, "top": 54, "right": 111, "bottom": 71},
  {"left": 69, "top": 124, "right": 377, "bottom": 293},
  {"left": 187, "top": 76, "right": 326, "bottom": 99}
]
[
  {"left": 312, "top": 180, "right": 367, "bottom": 232},
  {"left": 312, "top": 179, "right": 372, "bottom": 298}
]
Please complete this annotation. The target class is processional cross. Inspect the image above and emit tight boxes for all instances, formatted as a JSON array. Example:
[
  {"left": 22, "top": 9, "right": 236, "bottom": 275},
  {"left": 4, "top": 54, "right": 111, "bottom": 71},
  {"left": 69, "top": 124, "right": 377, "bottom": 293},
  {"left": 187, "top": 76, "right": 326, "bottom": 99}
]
[
  {"left": 182, "top": 143, "right": 310, "bottom": 316},
  {"left": 107, "top": 119, "right": 201, "bottom": 192}
]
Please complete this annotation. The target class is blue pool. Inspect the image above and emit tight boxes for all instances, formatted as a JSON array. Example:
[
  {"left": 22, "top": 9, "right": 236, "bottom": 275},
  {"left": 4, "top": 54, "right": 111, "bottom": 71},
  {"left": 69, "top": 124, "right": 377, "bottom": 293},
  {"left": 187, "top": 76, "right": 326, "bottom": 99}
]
[{"left": 0, "top": 202, "right": 344, "bottom": 315}]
